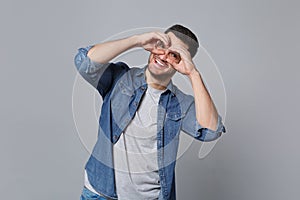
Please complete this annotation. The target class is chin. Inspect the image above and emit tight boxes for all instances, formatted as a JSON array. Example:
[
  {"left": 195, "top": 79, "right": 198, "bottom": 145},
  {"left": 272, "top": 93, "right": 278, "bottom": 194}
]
[
  {"left": 148, "top": 63, "right": 176, "bottom": 81},
  {"left": 147, "top": 54, "right": 176, "bottom": 79}
]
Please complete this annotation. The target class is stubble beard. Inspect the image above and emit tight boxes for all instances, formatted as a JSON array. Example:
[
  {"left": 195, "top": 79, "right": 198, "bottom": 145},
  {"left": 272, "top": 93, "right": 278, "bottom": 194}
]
[{"left": 147, "top": 54, "right": 176, "bottom": 87}]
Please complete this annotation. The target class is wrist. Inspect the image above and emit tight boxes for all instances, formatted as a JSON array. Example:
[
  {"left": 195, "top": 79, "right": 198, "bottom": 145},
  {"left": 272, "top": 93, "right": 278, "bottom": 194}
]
[
  {"left": 131, "top": 34, "right": 144, "bottom": 48},
  {"left": 188, "top": 68, "right": 200, "bottom": 79},
  {"left": 127, "top": 35, "right": 141, "bottom": 48}
]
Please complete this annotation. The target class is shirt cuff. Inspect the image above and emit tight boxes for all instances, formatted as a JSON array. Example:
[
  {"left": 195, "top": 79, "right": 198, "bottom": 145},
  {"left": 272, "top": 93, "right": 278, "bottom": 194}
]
[{"left": 195, "top": 115, "right": 226, "bottom": 142}]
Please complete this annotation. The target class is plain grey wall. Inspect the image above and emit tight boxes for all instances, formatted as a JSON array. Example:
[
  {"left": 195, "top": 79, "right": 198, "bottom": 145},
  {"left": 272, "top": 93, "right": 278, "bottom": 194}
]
[{"left": 1, "top": 0, "right": 299, "bottom": 199}]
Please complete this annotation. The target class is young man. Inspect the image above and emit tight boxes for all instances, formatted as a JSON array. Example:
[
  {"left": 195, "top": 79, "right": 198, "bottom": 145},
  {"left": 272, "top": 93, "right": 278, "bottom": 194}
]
[{"left": 74, "top": 24, "right": 226, "bottom": 200}]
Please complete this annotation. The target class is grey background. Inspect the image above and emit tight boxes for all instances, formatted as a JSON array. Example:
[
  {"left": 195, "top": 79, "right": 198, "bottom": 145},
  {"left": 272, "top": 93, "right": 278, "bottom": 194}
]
[{"left": 1, "top": 0, "right": 299, "bottom": 199}]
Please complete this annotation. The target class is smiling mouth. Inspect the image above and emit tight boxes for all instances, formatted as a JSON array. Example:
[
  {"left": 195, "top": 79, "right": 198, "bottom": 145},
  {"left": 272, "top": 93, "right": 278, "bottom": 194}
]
[{"left": 154, "top": 57, "right": 168, "bottom": 68}]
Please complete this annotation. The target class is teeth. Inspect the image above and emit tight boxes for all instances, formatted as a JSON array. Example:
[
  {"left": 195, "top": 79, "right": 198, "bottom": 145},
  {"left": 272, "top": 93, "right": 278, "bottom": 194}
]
[{"left": 156, "top": 59, "right": 165, "bottom": 67}]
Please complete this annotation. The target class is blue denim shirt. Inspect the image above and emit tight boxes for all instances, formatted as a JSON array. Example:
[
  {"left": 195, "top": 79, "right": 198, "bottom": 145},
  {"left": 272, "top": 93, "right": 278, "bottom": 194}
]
[{"left": 74, "top": 46, "right": 226, "bottom": 200}]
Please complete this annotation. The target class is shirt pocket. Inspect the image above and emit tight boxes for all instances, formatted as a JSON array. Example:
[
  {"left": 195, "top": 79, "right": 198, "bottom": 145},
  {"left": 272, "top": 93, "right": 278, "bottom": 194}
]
[
  {"left": 119, "top": 81, "right": 133, "bottom": 97},
  {"left": 110, "top": 81, "right": 133, "bottom": 112},
  {"left": 166, "top": 112, "right": 186, "bottom": 121}
]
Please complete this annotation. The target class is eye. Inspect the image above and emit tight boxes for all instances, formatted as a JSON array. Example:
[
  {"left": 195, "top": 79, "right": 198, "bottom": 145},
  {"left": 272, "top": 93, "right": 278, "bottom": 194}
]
[
  {"left": 167, "top": 51, "right": 181, "bottom": 63},
  {"left": 170, "top": 52, "right": 178, "bottom": 58}
]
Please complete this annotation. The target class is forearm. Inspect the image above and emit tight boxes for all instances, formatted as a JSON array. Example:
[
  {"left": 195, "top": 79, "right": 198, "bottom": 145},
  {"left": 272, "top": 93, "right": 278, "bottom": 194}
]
[
  {"left": 189, "top": 69, "right": 218, "bottom": 131},
  {"left": 87, "top": 35, "right": 140, "bottom": 63}
]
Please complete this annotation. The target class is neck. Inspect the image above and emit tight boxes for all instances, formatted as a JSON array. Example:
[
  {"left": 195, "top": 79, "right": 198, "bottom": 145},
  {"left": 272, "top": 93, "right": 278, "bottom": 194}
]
[
  {"left": 145, "top": 69, "right": 170, "bottom": 90},
  {"left": 149, "top": 83, "right": 167, "bottom": 90}
]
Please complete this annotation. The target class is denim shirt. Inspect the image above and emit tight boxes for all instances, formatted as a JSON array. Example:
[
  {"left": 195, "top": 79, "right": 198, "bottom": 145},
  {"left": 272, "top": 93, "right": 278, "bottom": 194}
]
[{"left": 74, "top": 46, "right": 226, "bottom": 200}]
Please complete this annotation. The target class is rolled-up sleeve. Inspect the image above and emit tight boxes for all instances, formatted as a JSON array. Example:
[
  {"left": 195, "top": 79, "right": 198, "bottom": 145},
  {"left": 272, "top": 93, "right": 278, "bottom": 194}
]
[
  {"left": 181, "top": 101, "right": 226, "bottom": 142},
  {"left": 74, "top": 46, "right": 130, "bottom": 98},
  {"left": 74, "top": 46, "right": 110, "bottom": 89}
]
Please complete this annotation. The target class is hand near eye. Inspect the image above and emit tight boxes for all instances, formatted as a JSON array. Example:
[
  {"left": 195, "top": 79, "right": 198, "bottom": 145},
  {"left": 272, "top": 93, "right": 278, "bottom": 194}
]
[
  {"left": 166, "top": 46, "right": 198, "bottom": 76},
  {"left": 136, "top": 32, "right": 170, "bottom": 55}
]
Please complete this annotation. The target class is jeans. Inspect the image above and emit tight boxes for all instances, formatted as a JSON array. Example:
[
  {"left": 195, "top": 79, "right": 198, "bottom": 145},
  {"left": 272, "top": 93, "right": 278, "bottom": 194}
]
[{"left": 80, "top": 187, "right": 107, "bottom": 200}]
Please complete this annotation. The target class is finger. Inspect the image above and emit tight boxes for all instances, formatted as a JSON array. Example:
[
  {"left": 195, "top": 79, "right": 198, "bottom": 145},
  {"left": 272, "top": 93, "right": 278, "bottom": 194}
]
[
  {"left": 166, "top": 57, "right": 179, "bottom": 67},
  {"left": 150, "top": 48, "right": 165, "bottom": 55},
  {"left": 159, "top": 32, "right": 171, "bottom": 48},
  {"left": 155, "top": 32, "right": 171, "bottom": 48},
  {"left": 169, "top": 46, "right": 192, "bottom": 61}
]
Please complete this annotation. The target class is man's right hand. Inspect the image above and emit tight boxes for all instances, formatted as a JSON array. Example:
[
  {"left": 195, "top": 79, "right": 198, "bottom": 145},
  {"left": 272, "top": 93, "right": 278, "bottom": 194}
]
[
  {"left": 136, "top": 32, "right": 171, "bottom": 55},
  {"left": 87, "top": 31, "right": 170, "bottom": 64}
]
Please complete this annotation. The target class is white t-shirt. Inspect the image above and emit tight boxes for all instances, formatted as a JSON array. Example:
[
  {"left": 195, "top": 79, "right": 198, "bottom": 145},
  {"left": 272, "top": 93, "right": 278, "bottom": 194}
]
[{"left": 85, "top": 86, "right": 165, "bottom": 200}]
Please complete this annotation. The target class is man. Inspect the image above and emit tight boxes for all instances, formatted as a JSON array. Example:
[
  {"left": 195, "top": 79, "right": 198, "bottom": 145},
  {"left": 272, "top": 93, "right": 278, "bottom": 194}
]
[{"left": 74, "top": 24, "right": 226, "bottom": 200}]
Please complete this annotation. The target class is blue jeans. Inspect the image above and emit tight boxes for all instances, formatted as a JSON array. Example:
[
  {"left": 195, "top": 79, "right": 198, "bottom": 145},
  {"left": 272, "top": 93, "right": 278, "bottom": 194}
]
[{"left": 80, "top": 187, "right": 107, "bottom": 200}]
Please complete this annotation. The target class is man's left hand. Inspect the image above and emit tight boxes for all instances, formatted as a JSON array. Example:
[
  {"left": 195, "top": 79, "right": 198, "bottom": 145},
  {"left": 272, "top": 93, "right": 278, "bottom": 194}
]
[{"left": 166, "top": 46, "right": 198, "bottom": 77}]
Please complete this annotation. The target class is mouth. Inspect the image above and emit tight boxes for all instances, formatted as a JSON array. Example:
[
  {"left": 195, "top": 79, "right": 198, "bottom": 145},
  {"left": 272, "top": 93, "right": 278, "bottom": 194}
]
[{"left": 153, "top": 57, "right": 168, "bottom": 69}]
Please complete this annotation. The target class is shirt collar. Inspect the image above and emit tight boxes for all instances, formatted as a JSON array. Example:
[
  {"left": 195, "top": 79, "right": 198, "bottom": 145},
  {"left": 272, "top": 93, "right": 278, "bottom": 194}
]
[{"left": 134, "top": 65, "right": 177, "bottom": 95}]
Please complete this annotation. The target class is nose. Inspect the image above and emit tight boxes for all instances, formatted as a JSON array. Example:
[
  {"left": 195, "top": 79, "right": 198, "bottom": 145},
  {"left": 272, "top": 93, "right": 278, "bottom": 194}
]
[{"left": 158, "top": 49, "right": 170, "bottom": 61}]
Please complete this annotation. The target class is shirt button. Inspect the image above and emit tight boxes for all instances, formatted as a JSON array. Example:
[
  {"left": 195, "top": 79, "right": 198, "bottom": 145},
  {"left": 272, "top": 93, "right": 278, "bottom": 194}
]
[{"left": 113, "top": 135, "right": 118, "bottom": 141}]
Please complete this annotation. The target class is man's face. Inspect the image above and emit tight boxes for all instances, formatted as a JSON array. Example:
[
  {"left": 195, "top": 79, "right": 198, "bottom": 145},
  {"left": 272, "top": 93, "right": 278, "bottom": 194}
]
[{"left": 147, "top": 32, "right": 189, "bottom": 81}]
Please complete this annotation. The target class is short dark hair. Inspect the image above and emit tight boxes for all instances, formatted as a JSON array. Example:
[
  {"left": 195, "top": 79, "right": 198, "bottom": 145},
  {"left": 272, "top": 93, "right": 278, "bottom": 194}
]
[{"left": 165, "top": 24, "right": 199, "bottom": 57}]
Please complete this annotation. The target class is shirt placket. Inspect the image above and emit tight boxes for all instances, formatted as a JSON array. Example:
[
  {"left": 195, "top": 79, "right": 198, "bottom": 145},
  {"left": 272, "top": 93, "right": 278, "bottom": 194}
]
[{"left": 157, "top": 91, "right": 170, "bottom": 198}]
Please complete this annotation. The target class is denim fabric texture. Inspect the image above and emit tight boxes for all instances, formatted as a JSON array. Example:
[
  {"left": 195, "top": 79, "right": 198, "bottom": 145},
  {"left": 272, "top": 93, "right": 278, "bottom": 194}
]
[
  {"left": 74, "top": 46, "right": 226, "bottom": 200},
  {"left": 80, "top": 187, "right": 107, "bottom": 200}
]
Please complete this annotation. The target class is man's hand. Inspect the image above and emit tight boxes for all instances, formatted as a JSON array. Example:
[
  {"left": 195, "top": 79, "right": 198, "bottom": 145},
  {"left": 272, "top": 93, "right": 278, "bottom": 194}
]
[
  {"left": 166, "top": 45, "right": 198, "bottom": 77},
  {"left": 136, "top": 32, "right": 171, "bottom": 55},
  {"left": 87, "top": 31, "right": 170, "bottom": 64},
  {"left": 166, "top": 45, "right": 219, "bottom": 132}
]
